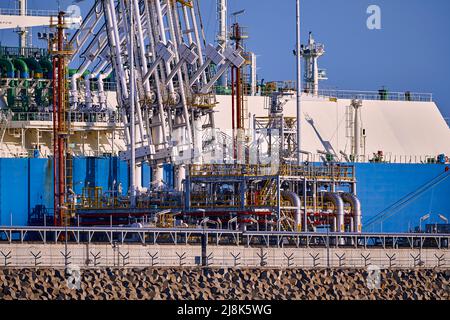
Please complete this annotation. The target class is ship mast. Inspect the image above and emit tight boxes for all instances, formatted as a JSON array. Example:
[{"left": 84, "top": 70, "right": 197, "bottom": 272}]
[
  {"left": 51, "top": 12, "right": 72, "bottom": 226},
  {"left": 217, "top": 0, "right": 227, "bottom": 86},
  {"left": 296, "top": 0, "right": 302, "bottom": 166}
]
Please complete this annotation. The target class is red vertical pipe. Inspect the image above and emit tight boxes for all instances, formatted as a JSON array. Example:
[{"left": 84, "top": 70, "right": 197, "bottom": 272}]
[
  {"left": 57, "top": 12, "right": 65, "bottom": 225},
  {"left": 52, "top": 57, "right": 58, "bottom": 226},
  {"left": 231, "top": 66, "right": 235, "bottom": 157}
]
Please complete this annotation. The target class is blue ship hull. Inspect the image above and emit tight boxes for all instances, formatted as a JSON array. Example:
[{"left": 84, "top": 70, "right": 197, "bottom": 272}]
[{"left": 0, "top": 157, "right": 448, "bottom": 232}]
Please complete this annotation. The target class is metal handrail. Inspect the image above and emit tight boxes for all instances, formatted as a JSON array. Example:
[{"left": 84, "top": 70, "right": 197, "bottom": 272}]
[
  {"left": 0, "top": 225, "right": 449, "bottom": 249},
  {"left": 2, "top": 111, "right": 121, "bottom": 123},
  {"left": 0, "top": 8, "right": 59, "bottom": 17},
  {"left": 312, "top": 89, "right": 433, "bottom": 102},
  {"left": 212, "top": 84, "right": 433, "bottom": 102}
]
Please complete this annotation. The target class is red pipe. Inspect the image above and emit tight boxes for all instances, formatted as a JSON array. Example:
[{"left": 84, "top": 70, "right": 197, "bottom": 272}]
[{"left": 52, "top": 57, "right": 58, "bottom": 226}]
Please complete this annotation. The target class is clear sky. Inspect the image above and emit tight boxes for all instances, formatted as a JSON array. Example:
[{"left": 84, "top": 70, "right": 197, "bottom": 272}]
[{"left": 1, "top": 0, "right": 449, "bottom": 118}]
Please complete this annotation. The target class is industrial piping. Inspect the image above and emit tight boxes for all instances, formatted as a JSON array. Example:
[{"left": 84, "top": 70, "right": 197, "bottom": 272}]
[
  {"left": 323, "top": 192, "right": 345, "bottom": 232},
  {"left": 281, "top": 191, "right": 302, "bottom": 231},
  {"left": 341, "top": 192, "right": 362, "bottom": 233}
]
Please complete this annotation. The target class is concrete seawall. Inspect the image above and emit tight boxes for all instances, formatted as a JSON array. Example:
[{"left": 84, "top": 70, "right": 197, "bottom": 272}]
[{"left": 0, "top": 243, "right": 449, "bottom": 268}]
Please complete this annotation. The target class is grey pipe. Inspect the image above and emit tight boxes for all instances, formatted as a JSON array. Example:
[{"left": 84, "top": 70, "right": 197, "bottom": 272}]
[
  {"left": 281, "top": 191, "right": 302, "bottom": 232},
  {"left": 323, "top": 192, "right": 345, "bottom": 232},
  {"left": 341, "top": 193, "right": 362, "bottom": 233}
]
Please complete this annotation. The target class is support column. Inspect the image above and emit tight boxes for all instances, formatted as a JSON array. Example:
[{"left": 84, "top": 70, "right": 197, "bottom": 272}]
[
  {"left": 152, "top": 164, "right": 164, "bottom": 189},
  {"left": 175, "top": 165, "right": 186, "bottom": 191}
]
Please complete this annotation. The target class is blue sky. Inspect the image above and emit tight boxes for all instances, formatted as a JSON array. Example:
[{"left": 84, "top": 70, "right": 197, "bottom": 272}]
[{"left": 1, "top": 0, "right": 449, "bottom": 118}]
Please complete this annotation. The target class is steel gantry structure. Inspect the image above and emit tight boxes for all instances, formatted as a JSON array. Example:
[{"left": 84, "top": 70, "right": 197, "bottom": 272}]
[{"left": 68, "top": 0, "right": 245, "bottom": 197}]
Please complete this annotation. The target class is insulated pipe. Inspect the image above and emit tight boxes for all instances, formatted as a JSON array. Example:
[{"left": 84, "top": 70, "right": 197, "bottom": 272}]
[
  {"left": 189, "top": 3, "right": 207, "bottom": 85},
  {"left": 107, "top": 0, "right": 128, "bottom": 100},
  {"left": 23, "top": 58, "right": 43, "bottom": 78},
  {"left": 98, "top": 66, "right": 113, "bottom": 111},
  {"left": 182, "top": 5, "right": 194, "bottom": 45},
  {"left": 171, "top": 2, "right": 193, "bottom": 85},
  {"left": 39, "top": 59, "right": 53, "bottom": 79},
  {"left": 323, "top": 192, "right": 345, "bottom": 232},
  {"left": 165, "top": 0, "right": 193, "bottom": 145},
  {"left": 281, "top": 191, "right": 302, "bottom": 232},
  {"left": 119, "top": 0, "right": 145, "bottom": 147},
  {"left": 154, "top": 0, "right": 175, "bottom": 95},
  {"left": 129, "top": 0, "right": 137, "bottom": 206},
  {"left": 341, "top": 192, "right": 362, "bottom": 233},
  {"left": 85, "top": 60, "right": 109, "bottom": 109},
  {"left": 104, "top": 0, "right": 129, "bottom": 145},
  {"left": 143, "top": 0, "right": 169, "bottom": 159},
  {"left": 69, "top": 37, "right": 108, "bottom": 107},
  {"left": 132, "top": 0, "right": 151, "bottom": 94}
]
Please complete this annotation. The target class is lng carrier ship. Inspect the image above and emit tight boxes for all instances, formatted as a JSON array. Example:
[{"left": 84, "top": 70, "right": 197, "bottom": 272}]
[{"left": 0, "top": 0, "right": 449, "bottom": 236}]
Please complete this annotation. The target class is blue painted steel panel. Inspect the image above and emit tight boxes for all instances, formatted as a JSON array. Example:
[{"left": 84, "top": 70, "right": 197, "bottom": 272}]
[
  {"left": 0, "top": 157, "right": 448, "bottom": 231},
  {"left": 142, "top": 162, "right": 151, "bottom": 188},
  {"left": 163, "top": 164, "right": 174, "bottom": 188},
  {"left": 356, "top": 163, "right": 450, "bottom": 232},
  {"left": 0, "top": 159, "right": 29, "bottom": 225}
]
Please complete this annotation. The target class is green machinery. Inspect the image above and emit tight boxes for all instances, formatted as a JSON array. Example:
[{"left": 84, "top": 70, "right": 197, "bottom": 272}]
[{"left": 0, "top": 46, "right": 53, "bottom": 112}]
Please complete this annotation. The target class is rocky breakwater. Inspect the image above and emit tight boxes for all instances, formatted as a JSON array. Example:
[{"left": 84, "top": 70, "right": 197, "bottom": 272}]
[{"left": 0, "top": 268, "right": 449, "bottom": 300}]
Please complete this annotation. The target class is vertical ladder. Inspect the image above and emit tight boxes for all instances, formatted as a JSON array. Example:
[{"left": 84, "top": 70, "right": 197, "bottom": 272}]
[
  {"left": 345, "top": 105, "right": 354, "bottom": 154},
  {"left": 0, "top": 110, "right": 13, "bottom": 144},
  {"left": 65, "top": 152, "right": 74, "bottom": 225}
]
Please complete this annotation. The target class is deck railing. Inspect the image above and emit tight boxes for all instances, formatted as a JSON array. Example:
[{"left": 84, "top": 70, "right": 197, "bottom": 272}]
[
  {"left": 0, "top": 8, "right": 59, "bottom": 17},
  {"left": 312, "top": 89, "right": 433, "bottom": 102},
  {"left": 2, "top": 111, "right": 121, "bottom": 124},
  {"left": 214, "top": 83, "right": 433, "bottom": 102}
]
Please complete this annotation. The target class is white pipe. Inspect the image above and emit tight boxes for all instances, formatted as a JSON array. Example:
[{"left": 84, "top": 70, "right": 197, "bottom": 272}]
[
  {"left": 153, "top": 164, "right": 164, "bottom": 189},
  {"left": 104, "top": 0, "right": 129, "bottom": 145},
  {"left": 107, "top": 0, "right": 128, "bottom": 99},
  {"left": 175, "top": 165, "right": 185, "bottom": 192},
  {"left": 341, "top": 193, "right": 362, "bottom": 233},
  {"left": 98, "top": 66, "right": 113, "bottom": 111},
  {"left": 120, "top": 0, "right": 145, "bottom": 148},
  {"left": 129, "top": 0, "right": 136, "bottom": 207},
  {"left": 85, "top": 60, "right": 109, "bottom": 109},
  {"left": 324, "top": 192, "right": 345, "bottom": 232},
  {"left": 250, "top": 52, "right": 257, "bottom": 96},
  {"left": 190, "top": 3, "right": 207, "bottom": 85},
  {"left": 165, "top": 0, "right": 193, "bottom": 146},
  {"left": 217, "top": 0, "right": 227, "bottom": 86},
  {"left": 143, "top": 0, "right": 168, "bottom": 148},
  {"left": 154, "top": 0, "right": 175, "bottom": 94},
  {"left": 182, "top": 5, "right": 194, "bottom": 45},
  {"left": 132, "top": 0, "right": 151, "bottom": 94},
  {"left": 313, "top": 57, "right": 319, "bottom": 96},
  {"left": 281, "top": 191, "right": 302, "bottom": 232}
]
